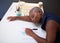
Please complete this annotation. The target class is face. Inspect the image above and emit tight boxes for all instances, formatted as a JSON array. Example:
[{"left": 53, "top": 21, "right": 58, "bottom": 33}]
[{"left": 29, "top": 9, "right": 43, "bottom": 24}]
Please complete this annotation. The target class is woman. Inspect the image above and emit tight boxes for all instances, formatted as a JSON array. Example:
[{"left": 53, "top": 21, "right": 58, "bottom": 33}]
[{"left": 7, "top": 7, "right": 60, "bottom": 43}]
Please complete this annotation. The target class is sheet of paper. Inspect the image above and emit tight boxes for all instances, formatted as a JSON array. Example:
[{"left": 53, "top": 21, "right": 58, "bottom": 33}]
[{"left": 0, "top": 2, "right": 46, "bottom": 43}]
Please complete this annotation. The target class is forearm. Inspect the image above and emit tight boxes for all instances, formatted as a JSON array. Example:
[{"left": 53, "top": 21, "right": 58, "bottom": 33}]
[
  {"left": 32, "top": 32, "right": 46, "bottom": 43},
  {"left": 15, "top": 16, "right": 32, "bottom": 22}
]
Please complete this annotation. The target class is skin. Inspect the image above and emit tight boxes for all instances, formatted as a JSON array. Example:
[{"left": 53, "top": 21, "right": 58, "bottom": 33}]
[{"left": 7, "top": 7, "right": 60, "bottom": 43}]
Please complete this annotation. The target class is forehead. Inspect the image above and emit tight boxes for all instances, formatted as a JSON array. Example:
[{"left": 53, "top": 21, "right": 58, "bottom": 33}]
[
  {"left": 29, "top": 7, "right": 42, "bottom": 13},
  {"left": 33, "top": 7, "right": 41, "bottom": 11},
  {"left": 29, "top": 7, "right": 43, "bottom": 17}
]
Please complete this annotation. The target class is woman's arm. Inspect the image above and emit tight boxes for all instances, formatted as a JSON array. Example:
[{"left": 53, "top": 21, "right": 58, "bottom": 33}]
[
  {"left": 25, "top": 28, "right": 46, "bottom": 43},
  {"left": 46, "top": 20, "right": 58, "bottom": 43},
  {"left": 7, "top": 16, "right": 32, "bottom": 22},
  {"left": 25, "top": 20, "right": 59, "bottom": 43}
]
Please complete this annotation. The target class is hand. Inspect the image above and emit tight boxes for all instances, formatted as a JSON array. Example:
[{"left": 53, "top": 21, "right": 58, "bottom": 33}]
[
  {"left": 25, "top": 28, "right": 34, "bottom": 37},
  {"left": 7, "top": 16, "right": 16, "bottom": 21}
]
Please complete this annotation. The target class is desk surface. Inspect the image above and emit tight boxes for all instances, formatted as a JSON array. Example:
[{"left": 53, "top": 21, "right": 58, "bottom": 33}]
[{"left": 0, "top": 2, "right": 46, "bottom": 43}]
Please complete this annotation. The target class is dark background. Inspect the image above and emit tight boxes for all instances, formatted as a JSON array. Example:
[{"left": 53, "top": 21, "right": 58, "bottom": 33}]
[{"left": 0, "top": 0, "right": 60, "bottom": 20}]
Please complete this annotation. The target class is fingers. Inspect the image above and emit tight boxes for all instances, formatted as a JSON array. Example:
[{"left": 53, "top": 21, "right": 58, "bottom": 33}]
[
  {"left": 7, "top": 16, "right": 16, "bottom": 21},
  {"left": 25, "top": 28, "right": 31, "bottom": 33},
  {"left": 25, "top": 28, "right": 32, "bottom": 32},
  {"left": 7, "top": 16, "right": 13, "bottom": 20},
  {"left": 25, "top": 28, "right": 34, "bottom": 36}
]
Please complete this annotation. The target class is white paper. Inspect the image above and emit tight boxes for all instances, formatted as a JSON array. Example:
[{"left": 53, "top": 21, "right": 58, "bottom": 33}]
[{"left": 0, "top": 2, "right": 46, "bottom": 43}]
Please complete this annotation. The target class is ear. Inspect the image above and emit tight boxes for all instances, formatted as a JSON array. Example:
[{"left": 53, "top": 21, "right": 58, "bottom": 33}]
[{"left": 39, "top": 11, "right": 43, "bottom": 15}]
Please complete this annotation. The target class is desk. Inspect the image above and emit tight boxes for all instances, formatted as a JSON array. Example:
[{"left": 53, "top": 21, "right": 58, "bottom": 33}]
[{"left": 0, "top": 2, "right": 46, "bottom": 43}]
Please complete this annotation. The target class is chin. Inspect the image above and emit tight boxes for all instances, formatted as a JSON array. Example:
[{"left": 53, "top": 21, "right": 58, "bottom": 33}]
[
  {"left": 33, "top": 22, "right": 40, "bottom": 26},
  {"left": 33, "top": 20, "right": 39, "bottom": 24},
  {"left": 34, "top": 22, "right": 39, "bottom": 24}
]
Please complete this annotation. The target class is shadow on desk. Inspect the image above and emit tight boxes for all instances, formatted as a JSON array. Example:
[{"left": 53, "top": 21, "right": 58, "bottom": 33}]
[{"left": 0, "top": 18, "right": 1, "bottom": 21}]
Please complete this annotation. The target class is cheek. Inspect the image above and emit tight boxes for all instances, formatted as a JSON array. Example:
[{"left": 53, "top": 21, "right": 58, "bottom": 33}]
[
  {"left": 32, "top": 18, "right": 40, "bottom": 23},
  {"left": 36, "top": 18, "right": 40, "bottom": 22},
  {"left": 31, "top": 18, "right": 36, "bottom": 22}
]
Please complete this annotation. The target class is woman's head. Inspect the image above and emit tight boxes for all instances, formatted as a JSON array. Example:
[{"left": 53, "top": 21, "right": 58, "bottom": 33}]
[{"left": 29, "top": 7, "right": 43, "bottom": 24}]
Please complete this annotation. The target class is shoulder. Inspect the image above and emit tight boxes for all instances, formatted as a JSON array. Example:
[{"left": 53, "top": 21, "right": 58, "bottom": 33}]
[
  {"left": 44, "top": 12, "right": 60, "bottom": 24},
  {"left": 46, "top": 20, "right": 59, "bottom": 30}
]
